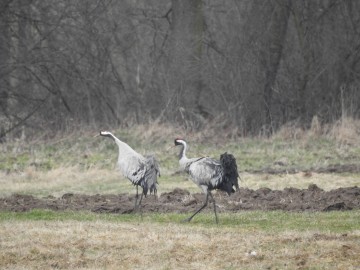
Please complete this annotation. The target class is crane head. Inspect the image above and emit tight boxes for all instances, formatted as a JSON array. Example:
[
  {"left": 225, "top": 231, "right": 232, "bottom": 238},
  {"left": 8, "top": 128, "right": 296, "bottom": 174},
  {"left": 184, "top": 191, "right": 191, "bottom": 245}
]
[
  {"left": 166, "top": 138, "right": 186, "bottom": 151},
  {"left": 174, "top": 138, "right": 186, "bottom": 146},
  {"left": 100, "top": 131, "right": 112, "bottom": 136},
  {"left": 97, "top": 131, "right": 114, "bottom": 139}
]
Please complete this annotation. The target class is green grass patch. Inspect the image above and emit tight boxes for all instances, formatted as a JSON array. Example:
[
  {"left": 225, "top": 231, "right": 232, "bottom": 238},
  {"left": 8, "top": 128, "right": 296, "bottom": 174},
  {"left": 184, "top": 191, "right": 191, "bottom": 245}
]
[
  {"left": 1, "top": 129, "right": 360, "bottom": 173},
  {"left": 1, "top": 209, "right": 359, "bottom": 233}
]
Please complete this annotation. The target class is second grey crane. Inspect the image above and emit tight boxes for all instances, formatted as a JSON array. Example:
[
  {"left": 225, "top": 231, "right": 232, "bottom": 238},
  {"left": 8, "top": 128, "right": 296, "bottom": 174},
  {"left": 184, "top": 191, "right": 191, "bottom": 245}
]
[
  {"left": 174, "top": 138, "right": 239, "bottom": 224},
  {"left": 99, "top": 131, "right": 160, "bottom": 211}
]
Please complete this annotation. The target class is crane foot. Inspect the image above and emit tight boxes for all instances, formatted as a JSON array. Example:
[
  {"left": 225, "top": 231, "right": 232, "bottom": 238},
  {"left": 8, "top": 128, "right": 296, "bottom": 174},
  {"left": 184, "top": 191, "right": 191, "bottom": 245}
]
[{"left": 181, "top": 217, "right": 192, "bottom": 223}]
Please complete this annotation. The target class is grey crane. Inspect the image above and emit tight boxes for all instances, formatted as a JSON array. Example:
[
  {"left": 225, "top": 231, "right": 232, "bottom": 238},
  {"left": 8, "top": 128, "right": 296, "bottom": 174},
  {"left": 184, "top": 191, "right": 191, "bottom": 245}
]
[
  {"left": 99, "top": 131, "right": 160, "bottom": 211},
  {"left": 173, "top": 138, "right": 239, "bottom": 224}
]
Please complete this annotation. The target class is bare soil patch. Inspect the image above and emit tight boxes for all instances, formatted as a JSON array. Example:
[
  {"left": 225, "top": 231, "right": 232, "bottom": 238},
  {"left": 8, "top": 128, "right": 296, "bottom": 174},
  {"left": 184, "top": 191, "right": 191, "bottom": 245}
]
[{"left": 1, "top": 185, "right": 359, "bottom": 213}]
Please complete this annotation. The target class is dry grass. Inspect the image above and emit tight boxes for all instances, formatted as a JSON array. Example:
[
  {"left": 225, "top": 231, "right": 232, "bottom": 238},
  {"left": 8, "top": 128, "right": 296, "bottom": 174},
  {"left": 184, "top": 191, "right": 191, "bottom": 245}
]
[
  {"left": 0, "top": 219, "right": 359, "bottom": 270},
  {"left": 0, "top": 167, "right": 127, "bottom": 197},
  {"left": 241, "top": 172, "right": 360, "bottom": 191},
  {"left": 328, "top": 117, "right": 360, "bottom": 145},
  {"left": 145, "top": 115, "right": 360, "bottom": 145},
  {"left": 1, "top": 167, "right": 359, "bottom": 198},
  {"left": 0, "top": 164, "right": 201, "bottom": 197},
  {"left": 1, "top": 120, "right": 360, "bottom": 269},
  {"left": 273, "top": 116, "right": 360, "bottom": 146}
]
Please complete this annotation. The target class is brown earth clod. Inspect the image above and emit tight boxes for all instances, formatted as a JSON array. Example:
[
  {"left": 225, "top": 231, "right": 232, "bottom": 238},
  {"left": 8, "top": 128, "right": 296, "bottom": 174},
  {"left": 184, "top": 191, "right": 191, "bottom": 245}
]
[{"left": 0, "top": 185, "right": 359, "bottom": 214}]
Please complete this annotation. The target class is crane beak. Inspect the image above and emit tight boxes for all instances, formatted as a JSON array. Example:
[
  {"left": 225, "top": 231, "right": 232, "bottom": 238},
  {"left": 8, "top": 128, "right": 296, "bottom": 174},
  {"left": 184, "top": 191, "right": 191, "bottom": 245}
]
[
  {"left": 93, "top": 133, "right": 100, "bottom": 138},
  {"left": 166, "top": 145, "right": 176, "bottom": 151}
]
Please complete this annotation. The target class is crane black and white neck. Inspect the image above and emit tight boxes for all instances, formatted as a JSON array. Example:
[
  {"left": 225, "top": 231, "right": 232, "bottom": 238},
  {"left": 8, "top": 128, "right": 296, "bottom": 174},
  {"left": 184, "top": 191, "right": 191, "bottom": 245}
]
[
  {"left": 99, "top": 131, "right": 160, "bottom": 211},
  {"left": 174, "top": 138, "right": 239, "bottom": 224}
]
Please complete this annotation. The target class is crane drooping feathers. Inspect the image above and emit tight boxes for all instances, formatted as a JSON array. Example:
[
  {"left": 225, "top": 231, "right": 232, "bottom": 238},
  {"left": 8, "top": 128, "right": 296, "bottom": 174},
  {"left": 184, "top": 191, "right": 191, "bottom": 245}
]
[
  {"left": 99, "top": 131, "right": 160, "bottom": 210},
  {"left": 174, "top": 138, "right": 239, "bottom": 223}
]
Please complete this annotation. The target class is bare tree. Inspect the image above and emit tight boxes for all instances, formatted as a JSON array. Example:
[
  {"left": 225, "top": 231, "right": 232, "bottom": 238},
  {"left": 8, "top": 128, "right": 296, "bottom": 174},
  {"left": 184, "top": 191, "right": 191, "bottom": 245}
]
[
  {"left": 166, "top": 0, "right": 206, "bottom": 127},
  {"left": 0, "top": 1, "right": 10, "bottom": 123},
  {"left": 0, "top": 0, "right": 359, "bottom": 139},
  {"left": 261, "top": 0, "right": 291, "bottom": 134}
]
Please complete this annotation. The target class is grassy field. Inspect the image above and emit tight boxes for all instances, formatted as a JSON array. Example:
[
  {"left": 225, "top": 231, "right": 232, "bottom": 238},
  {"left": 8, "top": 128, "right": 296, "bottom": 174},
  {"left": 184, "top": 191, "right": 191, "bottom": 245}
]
[
  {"left": 1, "top": 210, "right": 360, "bottom": 269},
  {"left": 1, "top": 123, "right": 360, "bottom": 269},
  {"left": 0, "top": 124, "right": 359, "bottom": 197}
]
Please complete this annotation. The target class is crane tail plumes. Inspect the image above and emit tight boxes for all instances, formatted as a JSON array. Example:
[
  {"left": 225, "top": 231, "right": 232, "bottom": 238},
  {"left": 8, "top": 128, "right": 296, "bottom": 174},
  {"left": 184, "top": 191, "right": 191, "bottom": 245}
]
[
  {"left": 218, "top": 152, "right": 240, "bottom": 194},
  {"left": 142, "top": 155, "right": 160, "bottom": 196}
]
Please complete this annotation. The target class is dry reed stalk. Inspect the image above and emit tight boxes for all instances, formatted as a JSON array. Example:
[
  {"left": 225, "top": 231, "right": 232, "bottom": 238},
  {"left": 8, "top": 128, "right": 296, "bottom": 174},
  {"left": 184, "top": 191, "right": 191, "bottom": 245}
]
[{"left": 0, "top": 220, "right": 359, "bottom": 269}]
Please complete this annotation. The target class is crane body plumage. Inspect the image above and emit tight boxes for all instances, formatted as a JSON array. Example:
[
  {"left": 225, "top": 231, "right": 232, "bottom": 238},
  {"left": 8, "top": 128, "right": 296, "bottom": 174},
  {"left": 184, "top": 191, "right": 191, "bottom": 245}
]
[
  {"left": 174, "top": 138, "right": 239, "bottom": 223},
  {"left": 100, "top": 131, "right": 159, "bottom": 209}
]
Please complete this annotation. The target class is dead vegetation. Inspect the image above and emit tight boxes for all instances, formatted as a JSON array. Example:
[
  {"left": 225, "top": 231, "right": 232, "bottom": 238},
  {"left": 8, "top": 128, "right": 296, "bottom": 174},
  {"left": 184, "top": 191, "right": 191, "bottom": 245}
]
[
  {"left": 0, "top": 219, "right": 359, "bottom": 270},
  {"left": 0, "top": 120, "right": 359, "bottom": 269},
  {"left": 273, "top": 116, "right": 360, "bottom": 145}
]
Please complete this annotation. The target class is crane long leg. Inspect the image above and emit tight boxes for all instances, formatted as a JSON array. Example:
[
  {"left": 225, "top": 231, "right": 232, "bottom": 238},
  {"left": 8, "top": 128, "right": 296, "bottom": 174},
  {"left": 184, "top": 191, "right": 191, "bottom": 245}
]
[
  {"left": 208, "top": 192, "right": 218, "bottom": 224},
  {"left": 182, "top": 192, "right": 209, "bottom": 223},
  {"left": 134, "top": 186, "right": 139, "bottom": 210},
  {"left": 134, "top": 186, "right": 144, "bottom": 217},
  {"left": 138, "top": 192, "right": 144, "bottom": 210},
  {"left": 138, "top": 192, "right": 144, "bottom": 220}
]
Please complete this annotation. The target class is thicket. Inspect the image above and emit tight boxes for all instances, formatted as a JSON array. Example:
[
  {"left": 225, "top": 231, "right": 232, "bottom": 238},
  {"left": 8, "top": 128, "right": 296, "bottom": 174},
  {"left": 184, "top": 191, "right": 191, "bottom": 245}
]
[{"left": 1, "top": 0, "right": 360, "bottom": 140}]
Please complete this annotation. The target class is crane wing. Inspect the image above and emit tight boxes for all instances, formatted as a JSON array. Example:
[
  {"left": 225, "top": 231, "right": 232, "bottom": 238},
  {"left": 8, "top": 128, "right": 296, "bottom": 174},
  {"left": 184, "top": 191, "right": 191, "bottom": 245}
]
[
  {"left": 117, "top": 153, "right": 159, "bottom": 196},
  {"left": 188, "top": 157, "right": 223, "bottom": 189},
  {"left": 145, "top": 154, "right": 161, "bottom": 178},
  {"left": 144, "top": 155, "right": 160, "bottom": 195},
  {"left": 118, "top": 155, "right": 146, "bottom": 184}
]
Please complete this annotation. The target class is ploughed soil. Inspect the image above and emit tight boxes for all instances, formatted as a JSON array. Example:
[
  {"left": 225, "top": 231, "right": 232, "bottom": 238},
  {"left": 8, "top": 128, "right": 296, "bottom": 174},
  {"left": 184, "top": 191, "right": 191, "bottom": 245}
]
[{"left": 0, "top": 184, "right": 359, "bottom": 214}]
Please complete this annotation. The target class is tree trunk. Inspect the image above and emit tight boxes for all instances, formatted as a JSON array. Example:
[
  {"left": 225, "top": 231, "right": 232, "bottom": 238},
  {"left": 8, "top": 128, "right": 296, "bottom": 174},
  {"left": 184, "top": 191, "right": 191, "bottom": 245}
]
[
  {"left": 0, "top": 2, "right": 10, "bottom": 119},
  {"left": 262, "top": 0, "right": 291, "bottom": 134},
  {"left": 292, "top": 1, "right": 312, "bottom": 124},
  {"left": 168, "top": 0, "right": 205, "bottom": 125}
]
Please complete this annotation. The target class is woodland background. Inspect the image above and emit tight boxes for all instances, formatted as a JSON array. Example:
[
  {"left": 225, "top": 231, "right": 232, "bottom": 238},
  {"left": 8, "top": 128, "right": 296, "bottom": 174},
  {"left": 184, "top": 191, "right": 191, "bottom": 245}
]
[{"left": 1, "top": 0, "right": 360, "bottom": 140}]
